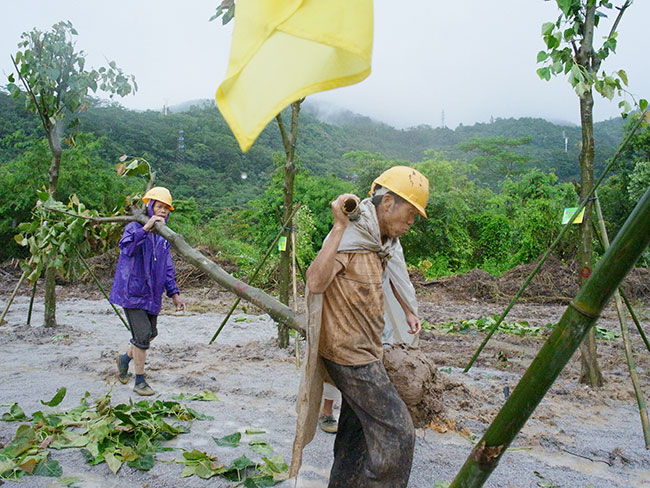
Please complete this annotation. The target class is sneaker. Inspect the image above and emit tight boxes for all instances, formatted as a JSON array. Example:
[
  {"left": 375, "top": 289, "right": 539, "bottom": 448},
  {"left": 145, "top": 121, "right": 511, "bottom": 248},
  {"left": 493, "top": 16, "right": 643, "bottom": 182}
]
[
  {"left": 318, "top": 415, "right": 338, "bottom": 434},
  {"left": 133, "top": 381, "right": 155, "bottom": 396},
  {"left": 116, "top": 353, "right": 131, "bottom": 384}
]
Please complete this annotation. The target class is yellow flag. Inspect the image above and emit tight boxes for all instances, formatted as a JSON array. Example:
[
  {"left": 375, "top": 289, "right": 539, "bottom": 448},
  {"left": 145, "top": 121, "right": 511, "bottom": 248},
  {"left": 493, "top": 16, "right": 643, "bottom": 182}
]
[{"left": 216, "top": 0, "right": 373, "bottom": 152}]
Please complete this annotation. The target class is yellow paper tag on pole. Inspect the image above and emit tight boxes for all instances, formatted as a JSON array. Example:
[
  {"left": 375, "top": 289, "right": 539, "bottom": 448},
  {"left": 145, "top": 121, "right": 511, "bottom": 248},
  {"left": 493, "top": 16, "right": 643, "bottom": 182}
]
[
  {"left": 278, "top": 236, "right": 287, "bottom": 252},
  {"left": 216, "top": 0, "right": 374, "bottom": 152},
  {"left": 562, "top": 207, "right": 585, "bottom": 225}
]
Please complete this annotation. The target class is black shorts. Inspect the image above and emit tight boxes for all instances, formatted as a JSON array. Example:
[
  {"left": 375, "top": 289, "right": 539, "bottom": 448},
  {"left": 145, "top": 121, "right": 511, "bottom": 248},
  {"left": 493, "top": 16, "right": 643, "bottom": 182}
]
[{"left": 123, "top": 308, "right": 158, "bottom": 349}]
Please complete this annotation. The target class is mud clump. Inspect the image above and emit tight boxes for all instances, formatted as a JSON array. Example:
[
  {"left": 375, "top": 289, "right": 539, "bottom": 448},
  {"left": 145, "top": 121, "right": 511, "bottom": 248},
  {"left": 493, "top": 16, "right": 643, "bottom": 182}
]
[{"left": 383, "top": 343, "right": 443, "bottom": 428}]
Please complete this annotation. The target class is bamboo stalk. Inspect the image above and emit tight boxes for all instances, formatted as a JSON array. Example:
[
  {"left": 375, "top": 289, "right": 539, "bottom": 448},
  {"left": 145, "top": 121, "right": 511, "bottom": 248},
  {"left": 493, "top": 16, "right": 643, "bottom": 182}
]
[
  {"left": 593, "top": 193, "right": 650, "bottom": 447},
  {"left": 27, "top": 279, "right": 37, "bottom": 326},
  {"left": 464, "top": 110, "right": 648, "bottom": 372},
  {"left": 450, "top": 184, "right": 650, "bottom": 487},
  {"left": 76, "top": 250, "right": 130, "bottom": 331},
  {"left": 208, "top": 203, "right": 302, "bottom": 344},
  {"left": 619, "top": 290, "right": 650, "bottom": 354},
  {"left": 0, "top": 272, "right": 26, "bottom": 326}
]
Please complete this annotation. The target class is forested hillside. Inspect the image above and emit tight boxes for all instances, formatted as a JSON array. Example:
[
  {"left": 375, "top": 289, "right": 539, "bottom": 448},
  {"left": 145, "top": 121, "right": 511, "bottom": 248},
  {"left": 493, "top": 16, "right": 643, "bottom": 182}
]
[
  {"left": 0, "top": 92, "right": 624, "bottom": 209},
  {"left": 2, "top": 90, "right": 644, "bottom": 281}
]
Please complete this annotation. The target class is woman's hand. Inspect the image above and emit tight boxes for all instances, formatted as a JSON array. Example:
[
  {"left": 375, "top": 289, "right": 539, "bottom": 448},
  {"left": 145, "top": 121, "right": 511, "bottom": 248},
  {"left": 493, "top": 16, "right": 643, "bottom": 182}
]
[
  {"left": 143, "top": 215, "right": 165, "bottom": 231},
  {"left": 172, "top": 294, "right": 186, "bottom": 312}
]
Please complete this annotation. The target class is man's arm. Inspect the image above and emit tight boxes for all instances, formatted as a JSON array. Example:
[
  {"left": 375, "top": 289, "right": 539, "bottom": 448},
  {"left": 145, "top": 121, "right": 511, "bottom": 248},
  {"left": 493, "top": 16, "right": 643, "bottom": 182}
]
[
  {"left": 390, "top": 281, "right": 421, "bottom": 335},
  {"left": 306, "top": 193, "right": 359, "bottom": 294}
]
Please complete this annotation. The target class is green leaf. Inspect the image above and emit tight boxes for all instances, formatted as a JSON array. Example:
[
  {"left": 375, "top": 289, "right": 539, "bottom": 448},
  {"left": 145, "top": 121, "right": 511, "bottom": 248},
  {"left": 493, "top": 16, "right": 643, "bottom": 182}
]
[
  {"left": 32, "top": 459, "right": 62, "bottom": 477},
  {"left": 249, "top": 439, "right": 273, "bottom": 457},
  {"left": 104, "top": 452, "right": 122, "bottom": 475},
  {"left": 536, "top": 51, "right": 549, "bottom": 63},
  {"left": 541, "top": 22, "right": 554, "bottom": 36},
  {"left": 244, "top": 476, "right": 276, "bottom": 487},
  {"left": 213, "top": 432, "right": 241, "bottom": 447},
  {"left": 617, "top": 69, "right": 628, "bottom": 86},
  {"left": 127, "top": 454, "right": 155, "bottom": 471},
  {"left": 229, "top": 454, "right": 255, "bottom": 471},
  {"left": 41, "top": 387, "right": 66, "bottom": 407},
  {"left": 2, "top": 403, "right": 28, "bottom": 422},
  {"left": 245, "top": 428, "right": 266, "bottom": 435},
  {"left": 536, "top": 67, "right": 551, "bottom": 81},
  {"left": 640, "top": 99, "right": 648, "bottom": 112},
  {"left": 557, "top": 0, "right": 572, "bottom": 15}
]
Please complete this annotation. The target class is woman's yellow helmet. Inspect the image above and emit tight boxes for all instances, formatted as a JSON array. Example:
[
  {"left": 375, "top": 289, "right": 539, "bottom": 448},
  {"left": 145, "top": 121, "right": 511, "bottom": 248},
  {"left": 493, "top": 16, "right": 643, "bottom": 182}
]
[{"left": 142, "top": 187, "right": 174, "bottom": 210}]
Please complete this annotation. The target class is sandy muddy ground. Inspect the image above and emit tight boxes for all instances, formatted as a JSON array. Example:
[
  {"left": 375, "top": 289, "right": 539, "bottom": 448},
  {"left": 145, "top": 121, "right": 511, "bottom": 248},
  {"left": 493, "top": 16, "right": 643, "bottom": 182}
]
[{"left": 1, "top": 282, "right": 650, "bottom": 487}]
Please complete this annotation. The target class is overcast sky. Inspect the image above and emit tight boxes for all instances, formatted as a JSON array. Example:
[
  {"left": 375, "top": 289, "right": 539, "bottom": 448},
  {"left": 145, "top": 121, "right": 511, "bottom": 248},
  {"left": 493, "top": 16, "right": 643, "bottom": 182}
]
[{"left": 2, "top": 1, "right": 648, "bottom": 129}]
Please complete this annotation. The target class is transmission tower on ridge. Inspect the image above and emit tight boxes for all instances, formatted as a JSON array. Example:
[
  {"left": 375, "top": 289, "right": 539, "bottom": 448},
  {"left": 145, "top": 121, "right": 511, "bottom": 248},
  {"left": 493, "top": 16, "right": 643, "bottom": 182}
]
[
  {"left": 177, "top": 129, "right": 185, "bottom": 164},
  {"left": 441, "top": 110, "right": 446, "bottom": 129}
]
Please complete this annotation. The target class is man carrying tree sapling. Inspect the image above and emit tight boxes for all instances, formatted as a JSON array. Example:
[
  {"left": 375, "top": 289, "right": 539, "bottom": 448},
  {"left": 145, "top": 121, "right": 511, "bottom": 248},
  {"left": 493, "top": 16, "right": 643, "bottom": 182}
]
[
  {"left": 291, "top": 166, "right": 429, "bottom": 487},
  {"left": 110, "top": 187, "right": 185, "bottom": 396}
]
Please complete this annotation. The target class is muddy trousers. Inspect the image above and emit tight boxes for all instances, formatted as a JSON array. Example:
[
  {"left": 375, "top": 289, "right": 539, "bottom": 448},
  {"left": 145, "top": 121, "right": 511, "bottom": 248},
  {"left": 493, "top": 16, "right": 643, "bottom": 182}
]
[{"left": 323, "top": 358, "right": 415, "bottom": 488}]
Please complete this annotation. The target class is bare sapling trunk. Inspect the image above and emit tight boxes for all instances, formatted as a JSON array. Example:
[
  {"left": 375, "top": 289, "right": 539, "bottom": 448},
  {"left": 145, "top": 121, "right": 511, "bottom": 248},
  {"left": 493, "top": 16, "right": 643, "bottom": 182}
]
[
  {"left": 576, "top": 8, "right": 604, "bottom": 386},
  {"left": 44, "top": 120, "right": 63, "bottom": 328},
  {"left": 277, "top": 100, "right": 302, "bottom": 348}
]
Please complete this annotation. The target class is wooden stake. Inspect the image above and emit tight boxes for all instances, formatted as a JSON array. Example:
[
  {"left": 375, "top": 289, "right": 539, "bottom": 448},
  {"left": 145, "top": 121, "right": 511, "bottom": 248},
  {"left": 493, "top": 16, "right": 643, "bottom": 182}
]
[
  {"left": 0, "top": 272, "right": 26, "bottom": 326},
  {"left": 593, "top": 192, "right": 650, "bottom": 447}
]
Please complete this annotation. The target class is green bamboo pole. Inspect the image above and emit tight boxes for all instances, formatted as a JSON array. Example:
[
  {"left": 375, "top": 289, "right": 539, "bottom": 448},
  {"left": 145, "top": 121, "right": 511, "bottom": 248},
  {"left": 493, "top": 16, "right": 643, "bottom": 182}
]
[
  {"left": 26, "top": 279, "right": 37, "bottom": 325},
  {"left": 0, "top": 272, "right": 26, "bottom": 326},
  {"left": 593, "top": 193, "right": 650, "bottom": 447},
  {"left": 620, "top": 290, "right": 650, "bottom": 353},
  {"left": 76, "top": 250, "right": 130, "bottom": 331},
  {"left": 209, "top": 203, "right": 301, "bottom": 344},
  {"left": 591, "top": 206, "right": 650, "bottom": 354},
  {"left": 450, "top": 184, "right": 650, "bottom": 488},
  {"left": 464, "top": 111, "right": 648, "bottom": 372}
]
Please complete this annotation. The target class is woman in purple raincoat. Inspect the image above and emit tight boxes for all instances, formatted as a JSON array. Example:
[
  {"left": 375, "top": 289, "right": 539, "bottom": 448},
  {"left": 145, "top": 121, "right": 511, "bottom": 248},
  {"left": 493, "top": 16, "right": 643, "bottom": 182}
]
[{"left": 110, "top": 187, "right": 185, "bottom": 396}]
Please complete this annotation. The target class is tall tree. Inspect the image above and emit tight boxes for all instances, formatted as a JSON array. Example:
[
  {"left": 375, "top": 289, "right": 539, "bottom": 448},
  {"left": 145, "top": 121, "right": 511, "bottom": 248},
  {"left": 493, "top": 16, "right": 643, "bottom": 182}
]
[
  {"left": 276, "top": 101, "right": 303, "bottom": 348},
  {"left": 212, "top": 4, "right": 304, "bottom": 348},
  {"left": 7, "top": 20, "right": 136, "bottom": 327},
  {"left": 536, "top": 0, "right": 642, "bottom": 386}
]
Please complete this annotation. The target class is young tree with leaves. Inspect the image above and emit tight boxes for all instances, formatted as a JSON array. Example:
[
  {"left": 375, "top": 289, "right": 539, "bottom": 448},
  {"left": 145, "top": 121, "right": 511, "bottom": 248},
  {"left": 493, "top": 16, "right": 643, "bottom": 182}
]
[
  {"left": 212, "top": 4, "right": 304, "bottom": 348},
  {"left": 536, "top": 0, "right": 644, "bottom": 386},
  {"left": 7, "top": 20, "right": 136, "bottom": 327}
]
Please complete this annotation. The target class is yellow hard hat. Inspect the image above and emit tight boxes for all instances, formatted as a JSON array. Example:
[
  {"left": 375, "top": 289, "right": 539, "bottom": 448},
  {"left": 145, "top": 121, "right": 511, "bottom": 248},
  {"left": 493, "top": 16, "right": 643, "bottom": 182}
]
[
  {"left": 370, "top": 166, "right": 429, "bottom": 218},
  {"left": 142, "top": 187, "right": 174, "bottom": 210}
]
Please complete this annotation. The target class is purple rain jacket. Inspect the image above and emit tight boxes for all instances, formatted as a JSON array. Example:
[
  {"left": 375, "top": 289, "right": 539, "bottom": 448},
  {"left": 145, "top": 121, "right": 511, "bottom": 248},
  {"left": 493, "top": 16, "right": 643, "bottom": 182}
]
[{"left": 109, "top": 201, "right": 180, "bottom": 315}]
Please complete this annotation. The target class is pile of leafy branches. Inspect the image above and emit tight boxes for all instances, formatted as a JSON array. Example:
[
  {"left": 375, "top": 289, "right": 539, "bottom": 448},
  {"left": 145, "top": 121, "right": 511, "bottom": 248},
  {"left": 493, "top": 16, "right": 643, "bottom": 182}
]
[
  {"left": 178, "top": 430, "right": 289, "bottom": 486},
  {"left": 0, "top": 388, "right": 289, "bottom": 486},
  {"left": 423, "top": 315, "right": 620, "bottom": 341},
  {"left": 0, "top": 387, "right": 207, "bottom": 480}
]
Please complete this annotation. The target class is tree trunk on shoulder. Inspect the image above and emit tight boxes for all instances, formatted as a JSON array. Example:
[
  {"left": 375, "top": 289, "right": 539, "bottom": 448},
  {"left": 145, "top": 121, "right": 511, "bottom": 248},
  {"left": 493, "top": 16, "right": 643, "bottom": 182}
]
[
  {"left": 577, "top": 90, "right": 604, "bottom": 387},
  {"left": 44, "top": 119, "right": 63, "bottom": 328}
]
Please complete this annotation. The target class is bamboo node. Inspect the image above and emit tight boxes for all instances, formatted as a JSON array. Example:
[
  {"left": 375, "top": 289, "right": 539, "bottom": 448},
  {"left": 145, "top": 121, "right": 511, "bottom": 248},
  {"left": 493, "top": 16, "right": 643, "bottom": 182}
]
[
  {"left": 470, "top": 441, "right": 504, "bottom": 470},
  {"left": 569, "top": 300, "right": 600, "bottom": 319}
]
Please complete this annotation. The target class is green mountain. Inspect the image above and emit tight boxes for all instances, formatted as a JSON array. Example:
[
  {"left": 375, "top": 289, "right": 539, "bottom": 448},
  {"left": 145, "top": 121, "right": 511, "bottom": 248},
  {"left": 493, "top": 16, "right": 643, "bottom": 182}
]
[{"left": 0, "top": 91, "right": 625, "bottom": 212}]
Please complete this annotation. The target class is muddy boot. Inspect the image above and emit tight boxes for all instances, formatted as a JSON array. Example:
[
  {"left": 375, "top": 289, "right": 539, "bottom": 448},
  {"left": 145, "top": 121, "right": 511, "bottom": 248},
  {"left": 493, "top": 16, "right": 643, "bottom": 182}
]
[
  {"left": 318, "top": 415, "right": 338, "bottom": 434},
  {"left": 116, "top": 353, "right": 131, "bottom": 384},
  {"left": 133, "top": 377, "right": 155, "bottom": 396}
]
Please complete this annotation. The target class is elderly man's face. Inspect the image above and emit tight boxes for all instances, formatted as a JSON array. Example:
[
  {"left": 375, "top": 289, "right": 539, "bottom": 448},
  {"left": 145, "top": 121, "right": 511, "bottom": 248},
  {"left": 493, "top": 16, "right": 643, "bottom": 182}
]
[{"left": 378, "top": 195, "right": 418, "bottom": 239}]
